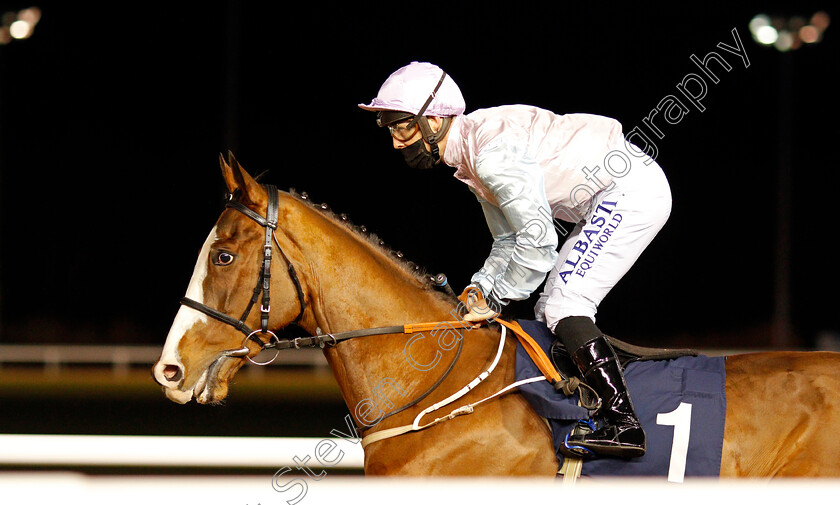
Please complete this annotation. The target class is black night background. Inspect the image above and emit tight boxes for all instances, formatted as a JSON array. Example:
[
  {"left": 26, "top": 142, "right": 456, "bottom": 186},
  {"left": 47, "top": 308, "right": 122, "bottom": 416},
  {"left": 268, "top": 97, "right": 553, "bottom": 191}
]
[{"left": 1, "top": 0, "right": 837, "bottom": 352}]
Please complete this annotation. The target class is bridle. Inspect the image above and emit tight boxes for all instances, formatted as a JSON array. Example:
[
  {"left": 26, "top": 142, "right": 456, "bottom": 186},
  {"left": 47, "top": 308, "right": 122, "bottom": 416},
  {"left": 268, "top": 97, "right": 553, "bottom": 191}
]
[
  {"left": 178, "top": 184, "right": 471, "bottom": 428},
  {"left": 180, "top": 184, "right": 308, "bottom": 365}
]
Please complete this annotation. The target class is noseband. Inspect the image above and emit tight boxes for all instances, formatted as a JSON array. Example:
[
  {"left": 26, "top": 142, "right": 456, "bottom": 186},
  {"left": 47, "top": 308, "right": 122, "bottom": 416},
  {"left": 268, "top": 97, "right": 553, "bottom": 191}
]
[{"left": 180, "top": 184, "right": 307, "bottom": 365}]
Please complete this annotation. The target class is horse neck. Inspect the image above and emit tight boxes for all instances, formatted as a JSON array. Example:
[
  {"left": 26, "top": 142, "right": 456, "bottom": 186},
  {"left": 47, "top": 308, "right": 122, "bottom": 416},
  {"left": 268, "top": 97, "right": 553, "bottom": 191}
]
[
  {"left": 287, "top": 201, "right": 457, "bottom": 334},
  {"left": 282, "top": 197, "right": 471, "bottom": 415}
]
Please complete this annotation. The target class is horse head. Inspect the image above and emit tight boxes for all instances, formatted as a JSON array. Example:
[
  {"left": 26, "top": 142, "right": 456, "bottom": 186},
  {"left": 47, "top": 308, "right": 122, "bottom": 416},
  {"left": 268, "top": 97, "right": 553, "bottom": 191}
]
[{"left": 152, "top": 153, "right": 311, "bottom": 404}]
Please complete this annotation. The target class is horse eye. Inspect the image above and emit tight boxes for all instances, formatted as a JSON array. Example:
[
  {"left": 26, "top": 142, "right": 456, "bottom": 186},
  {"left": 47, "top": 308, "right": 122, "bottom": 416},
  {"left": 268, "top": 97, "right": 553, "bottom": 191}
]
[{"left": 215, "top": 252, "right": 235, "bottom": 266}]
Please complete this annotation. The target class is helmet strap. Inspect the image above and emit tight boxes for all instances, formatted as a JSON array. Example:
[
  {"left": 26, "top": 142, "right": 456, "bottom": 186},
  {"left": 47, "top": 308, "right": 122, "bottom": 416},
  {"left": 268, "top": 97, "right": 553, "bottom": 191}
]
[
  {"left": 417, "top": 116, "right": 452, "bottom": 162},
  {"left": 406, "top": 70, "right": 447, "bottom": 128}
]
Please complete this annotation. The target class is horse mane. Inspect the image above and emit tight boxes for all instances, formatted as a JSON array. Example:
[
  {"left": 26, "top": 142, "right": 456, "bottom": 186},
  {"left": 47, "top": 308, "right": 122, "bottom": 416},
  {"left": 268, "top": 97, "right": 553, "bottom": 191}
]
[{"left": 286, "top": 188, "right": 458, "bottom": 304}]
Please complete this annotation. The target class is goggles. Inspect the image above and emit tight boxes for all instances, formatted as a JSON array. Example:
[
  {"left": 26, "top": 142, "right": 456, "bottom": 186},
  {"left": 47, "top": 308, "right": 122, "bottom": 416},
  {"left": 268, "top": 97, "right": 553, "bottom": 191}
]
[{"left": 387, "top": 122, "right": 419, "bottom": 141}]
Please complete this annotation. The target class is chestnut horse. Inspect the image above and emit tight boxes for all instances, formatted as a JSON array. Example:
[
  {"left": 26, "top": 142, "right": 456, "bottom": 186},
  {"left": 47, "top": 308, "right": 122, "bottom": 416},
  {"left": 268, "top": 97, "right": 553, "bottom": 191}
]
[{"left": 153, "top": 155, "right": 840, "bottom": 477}]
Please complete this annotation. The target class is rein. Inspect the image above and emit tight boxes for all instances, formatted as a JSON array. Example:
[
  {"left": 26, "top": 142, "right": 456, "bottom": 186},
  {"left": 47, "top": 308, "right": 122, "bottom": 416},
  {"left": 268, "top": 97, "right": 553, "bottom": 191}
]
[{"left": 178, "top": 185, "right": 580, "bottom": 446}]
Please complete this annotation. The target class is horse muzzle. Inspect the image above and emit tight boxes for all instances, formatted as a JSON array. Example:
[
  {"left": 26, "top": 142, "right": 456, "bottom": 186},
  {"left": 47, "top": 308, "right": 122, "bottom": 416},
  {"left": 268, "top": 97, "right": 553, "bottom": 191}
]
[{"left": 152, "top": 349, "right": 239, "bottom": 404}]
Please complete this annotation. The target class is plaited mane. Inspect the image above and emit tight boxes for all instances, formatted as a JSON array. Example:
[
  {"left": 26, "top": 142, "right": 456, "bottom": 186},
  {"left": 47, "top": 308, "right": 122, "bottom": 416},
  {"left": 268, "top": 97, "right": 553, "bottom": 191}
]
[{"left": 286, "top": 189, "right": 457, "bottom": 302}]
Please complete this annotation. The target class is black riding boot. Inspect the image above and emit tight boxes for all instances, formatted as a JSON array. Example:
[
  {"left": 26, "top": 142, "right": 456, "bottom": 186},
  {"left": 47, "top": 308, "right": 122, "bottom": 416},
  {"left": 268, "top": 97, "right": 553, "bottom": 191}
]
[{"left": 555, "top": 316, "right": 646, "bottom": 459}]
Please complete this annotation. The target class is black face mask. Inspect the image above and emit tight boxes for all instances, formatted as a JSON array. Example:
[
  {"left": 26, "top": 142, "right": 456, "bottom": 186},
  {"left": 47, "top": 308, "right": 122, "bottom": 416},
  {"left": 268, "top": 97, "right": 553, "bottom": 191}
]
[{"left": 401, "top": 138, "right": 439, "bottom": 170}]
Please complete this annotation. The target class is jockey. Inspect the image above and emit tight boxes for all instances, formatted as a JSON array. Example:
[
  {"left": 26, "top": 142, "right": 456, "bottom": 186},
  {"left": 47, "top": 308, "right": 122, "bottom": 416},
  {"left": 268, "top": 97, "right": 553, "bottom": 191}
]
[{"left": 359, "top": 61, "right": 671, "bottom": 460}]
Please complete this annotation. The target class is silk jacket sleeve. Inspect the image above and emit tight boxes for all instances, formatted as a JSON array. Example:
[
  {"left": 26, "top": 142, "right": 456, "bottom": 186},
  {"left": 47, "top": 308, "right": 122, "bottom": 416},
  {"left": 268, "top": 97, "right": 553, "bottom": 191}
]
[
  {"left": 471, "top": 137, "right": 559, "bottom": 304},
  {"left": 470, "top": 191, "right": 517, "bottom": 301}
]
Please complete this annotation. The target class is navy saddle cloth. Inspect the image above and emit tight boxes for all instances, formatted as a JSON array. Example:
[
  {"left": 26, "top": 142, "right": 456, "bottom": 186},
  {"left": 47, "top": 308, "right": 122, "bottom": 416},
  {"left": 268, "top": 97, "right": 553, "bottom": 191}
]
[{"left": 513, "top": 319, "right": 727, "bottom": 479}]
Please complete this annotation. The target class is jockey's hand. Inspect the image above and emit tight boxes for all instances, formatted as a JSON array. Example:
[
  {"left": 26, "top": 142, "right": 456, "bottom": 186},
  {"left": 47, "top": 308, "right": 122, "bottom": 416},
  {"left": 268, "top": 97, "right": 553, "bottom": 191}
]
[
  {"left": 463, "top": 298, "right": 500, "bottom": 325},
  {"left": 459, "top": 286, "right": 500, "bottom": 326}
]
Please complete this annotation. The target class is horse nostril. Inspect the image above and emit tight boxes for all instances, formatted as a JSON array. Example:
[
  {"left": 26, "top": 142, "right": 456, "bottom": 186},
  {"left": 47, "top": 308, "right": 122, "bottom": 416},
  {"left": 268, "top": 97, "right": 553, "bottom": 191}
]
[{"left": 162, "top": 364, "right": 183, "bottom": 383}]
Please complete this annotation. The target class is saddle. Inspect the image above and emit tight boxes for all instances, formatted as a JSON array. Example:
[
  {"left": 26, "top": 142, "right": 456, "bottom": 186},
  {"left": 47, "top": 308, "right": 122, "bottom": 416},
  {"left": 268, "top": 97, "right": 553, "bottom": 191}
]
[
  {"left": 509, "top": 320, "right": 728, "bottom": 478},
  {"left": 549, "top": 336, "right": 698, "bottom": 407}
]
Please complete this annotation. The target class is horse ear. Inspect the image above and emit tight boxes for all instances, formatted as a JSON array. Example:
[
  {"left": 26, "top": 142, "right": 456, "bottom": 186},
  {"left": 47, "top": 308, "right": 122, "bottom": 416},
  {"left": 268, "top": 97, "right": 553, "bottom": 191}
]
[
  {"left": 219, "top": 151, "right": 266, "bottom": 206},
  {"left": 219, "top": 152, "right": 233, "bottom": 186}
]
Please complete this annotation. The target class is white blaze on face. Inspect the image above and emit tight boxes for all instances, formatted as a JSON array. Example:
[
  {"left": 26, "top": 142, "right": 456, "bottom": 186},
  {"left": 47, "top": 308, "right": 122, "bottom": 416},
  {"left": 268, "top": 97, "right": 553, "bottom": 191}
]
[{"left": 157, "top": 226, "right": 218, "bottom": 381}]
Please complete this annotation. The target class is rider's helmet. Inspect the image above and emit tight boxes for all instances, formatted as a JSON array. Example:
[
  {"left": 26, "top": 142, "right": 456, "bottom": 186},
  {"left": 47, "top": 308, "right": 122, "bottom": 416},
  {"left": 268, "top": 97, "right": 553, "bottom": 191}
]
[{"left": 359, "top": 62, "right": 465, "bottom": 165}]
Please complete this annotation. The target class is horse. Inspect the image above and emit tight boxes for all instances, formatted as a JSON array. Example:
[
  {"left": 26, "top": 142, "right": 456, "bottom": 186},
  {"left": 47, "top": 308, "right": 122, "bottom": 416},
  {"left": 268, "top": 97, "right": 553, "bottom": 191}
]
[{"left": 153, "top": 154, "right": 840, "bottom": 477}]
